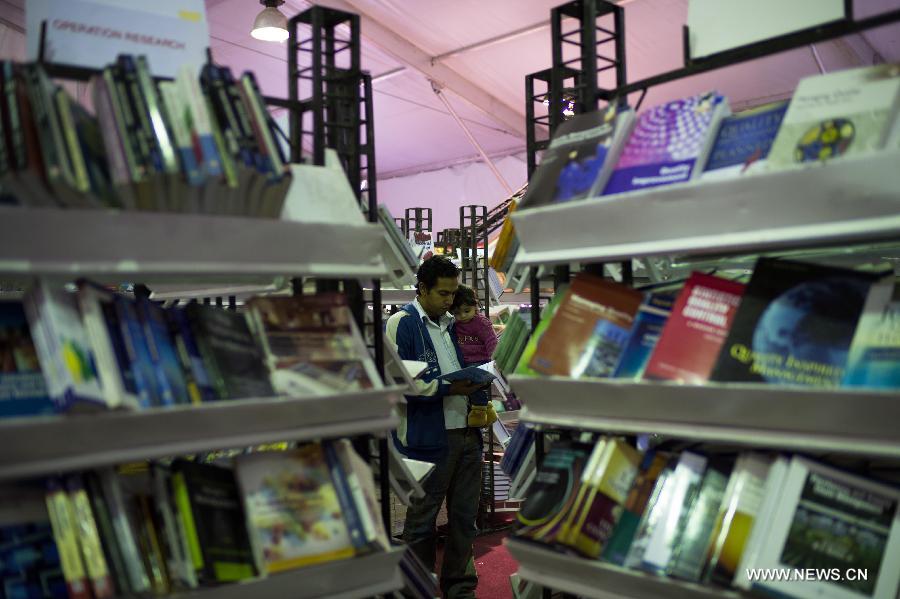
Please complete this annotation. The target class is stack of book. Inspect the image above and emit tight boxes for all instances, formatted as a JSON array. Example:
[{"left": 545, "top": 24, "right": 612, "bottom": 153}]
[
  {"left": 518, "top": 256, "right": 900, "bottom": 390},
  {"left": 0, "top": 440, "right": 389, "bottom": 598},
  {"left": 511, "top": 437, "right": 900, "bottom": 599},
  {"left": 0, "top": 57, "right": 290, "bottom": 216},
  {"left": 0, "top": 283, "right": 382, "bottom": 419}
]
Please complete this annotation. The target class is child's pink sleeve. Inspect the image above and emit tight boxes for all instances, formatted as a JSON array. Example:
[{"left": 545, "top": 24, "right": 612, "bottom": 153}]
[{"left": 479, "top": 315, "right": 498, "bottom": 356}]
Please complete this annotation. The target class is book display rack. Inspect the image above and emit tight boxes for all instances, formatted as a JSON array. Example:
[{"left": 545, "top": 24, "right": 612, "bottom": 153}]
[
  {"left": 0, "top": 5, "right": 408, "bottom": 598},
  {"left": 502, "top": 2, "right": 900, "bottom": 599}
]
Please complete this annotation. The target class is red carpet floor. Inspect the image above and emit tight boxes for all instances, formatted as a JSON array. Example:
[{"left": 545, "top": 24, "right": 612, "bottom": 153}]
[{"left": 473, "top": 528, "right": 517, "bottom": 599}]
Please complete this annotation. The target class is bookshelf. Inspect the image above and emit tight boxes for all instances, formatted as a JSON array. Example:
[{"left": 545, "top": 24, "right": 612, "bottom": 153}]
[
  {"left": 511, "top": 149, "right": 900, "bottom": 268},
  {"left": 175, "top": 546, "right": 405, "bottom": 599},
  {"left": 506, "top": 539, "right": 746, "bottom": 599},
  {"left": 0, "top": 387, "right": 402, "bottom": 482},
  {"left": 0, "top": 207, "right": 390, "bottom": 284},
  {"left": 510, "top": 376, "right": 900, "bottom": 458}
]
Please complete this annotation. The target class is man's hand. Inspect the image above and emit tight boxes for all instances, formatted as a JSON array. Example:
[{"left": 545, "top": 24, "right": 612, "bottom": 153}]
[{"left": 447, "top": 379, "right": 488, "bottom": 396}]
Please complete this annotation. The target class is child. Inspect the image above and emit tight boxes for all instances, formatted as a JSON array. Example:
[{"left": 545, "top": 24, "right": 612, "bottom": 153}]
[{"left": 451, "top": 285, "right": 499, "bottom": 427}]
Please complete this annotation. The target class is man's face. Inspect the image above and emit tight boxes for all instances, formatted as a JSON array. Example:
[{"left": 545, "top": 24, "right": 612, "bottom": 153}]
[{"left": 419, "top": 276, "right": 458, "bottom": 319}]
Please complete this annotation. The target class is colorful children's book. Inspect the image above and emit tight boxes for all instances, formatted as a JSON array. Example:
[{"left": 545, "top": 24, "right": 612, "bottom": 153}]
[
  {"left": 700, "top": 100, "right": 788, "bottom": 180},
  {"left": 767, "top": 63, "right": 900, "bottom": 168},
  {"left": 521, "top": 104, "right": 635, "bottom": 208},
  {"left": 0, "top": 300, "right": 53, "bottom": 417},
  {"left": 527, "top": 274, "right": 643, "bottom": 378},
  {"left": 710, "top": 258, "right": 892, "bottom": 387},
  {"left": 643, "top": 273, "right": 745, "bottom": 384},
  {"left": 236, "top": 444, "right": 356, "bottom": 573},
  {"left": 602, "top": 91, "right": 729, "bottom": 195}
]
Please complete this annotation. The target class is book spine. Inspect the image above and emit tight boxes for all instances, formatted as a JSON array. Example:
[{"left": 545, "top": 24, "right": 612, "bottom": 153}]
[
  {"left": 66, "top": 476, "right": 115, "bottom": 598},
  {"left": 135, "top": 56, "right": 179, "bottom": 175},
  {"left": 45, "top": 480, "right": 92, "bottom": 599},
  {"left": 97, "top": 468, "right": 151, "bottom": 592},
  {"left": 323, "top": 440, "right": 366, "bottom": 553},
  {"left": 114, "top": 296, "right": 157, "bottom": 408},
  {"left": 84, "top": 471, "right": 131, "bottom": 595},
  {"left": 170, "top": 471, "right": 204, "bottom": 577},
  {"left": 151, "top": 466, "right": 198, "bottom": 589}
]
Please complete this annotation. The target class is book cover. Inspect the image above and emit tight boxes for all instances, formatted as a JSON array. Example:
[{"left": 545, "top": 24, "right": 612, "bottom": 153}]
[
  {"left": 168, "top": 306, "right": 217, "bottom": 403},
  {"left": 520, "top": 104, "right": 634, "bottom": 208},
  {"left": 95, "top": 468, "right": 151, "bottom": 593},
  {"left": 666, "top": 464, "right": 731, "bottom": 581},
  {"left": 710, "top": 258, "right": 891, "bottom": 387},
  {"left": 0, "top": 300, "right": 53, "bottom": 417},
  {"left": 701, "top": 100, "right": 789, "bottom": 179},
  {"left": 560, "top": 438, "right": 642, "bottom": 558},
  {"left": 748, "top": 456, "right": 900, "bottom": 599},
  {"left": 528, "top": 274, "right": 643, "bottom": 378},
  {"left": 150, "top": 464, "right": 198, "bottom": 590},
  {"left": 601, "top": 451, "right": 669, "bottom": 565},
  {"left": 236, "top": 444, "right": 356, "bottom": 573},
  {"left": 611, "top": 292, "right": 675, "bottom": 379},
  {"left": 703, "top": 453, "right": 772, "bottom": 585},
  {"left": 247, "top": 294, "right": 380, "bottom": 394},
  {"left": 336, "top": 439, "right": 390, "bottom": 552},
  {"left": 83, "top": 471, "right": 131, "bottom": 595},
  {"left": 171, "top": 460, "right": 256, "bottom": 583},
  {"left": 644, "top": 273, "right": 745, "bottom": 384},
  {"left": 622, "top": 463, "right": 674, "bottom": 569},
  {"left": 843, "top": 297, "right": 900, "bottom": 389},
  {"left": 45, "top": 479, "right": 92, "bottom": 599},
  {"left": 439, "top": 362, "right": 498, "bottom": 385},
  {"left": 767, "top": 63, "right": 900, "bottom": 168},
  {"left": 65, "top": 476, "right": 115, "bottom": 598},
  {"left": 515, "top": 286, "right": 568, "bottom": 376},
  {"left": 0, "top": 521, "right": 68, "bottom": 598},
  {"left": 185, "top": 304, "right": 274, "bottom": 400},
  {"left": 114, "top": 295, "right": 160, "bottom": 408},
  {"left": 603, "top": 91, "right": 729, "bottom": 195},
  {"left": 137, "top": 298, "right": 190, "bottom": 406},
  {"left": 321, "top": 440, "right": 368, "bottom": 553}
]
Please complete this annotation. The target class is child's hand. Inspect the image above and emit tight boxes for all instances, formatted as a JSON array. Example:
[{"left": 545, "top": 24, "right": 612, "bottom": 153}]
[{"left": 448, "top": 380, "right": 486, "bottom": 396}]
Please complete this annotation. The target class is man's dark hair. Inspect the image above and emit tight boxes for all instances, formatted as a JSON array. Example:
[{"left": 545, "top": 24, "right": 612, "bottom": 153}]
[
  {"left": 450, "top": 284, "right": 478, "bottom": 310},
  {"left": 416, "top": 255, "right": 459, "bottom": 293}
]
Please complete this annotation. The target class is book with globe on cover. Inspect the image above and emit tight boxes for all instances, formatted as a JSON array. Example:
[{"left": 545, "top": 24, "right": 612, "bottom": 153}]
[{"left": 710, "top": 258, "right": 893, "bottom": 387}]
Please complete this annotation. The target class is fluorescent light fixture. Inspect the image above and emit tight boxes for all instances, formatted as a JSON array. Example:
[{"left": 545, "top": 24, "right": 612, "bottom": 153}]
[{"left": 251, "top": 0, "right": 288, "bottom": 42}]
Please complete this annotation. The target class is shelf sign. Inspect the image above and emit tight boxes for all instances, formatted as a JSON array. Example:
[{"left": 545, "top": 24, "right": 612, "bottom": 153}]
[
  {"left": 26, "top": 0, "right": 209, "bottom": 78},
  {"left": 687, "top": 0, "right": 845, "bottom": 60}
]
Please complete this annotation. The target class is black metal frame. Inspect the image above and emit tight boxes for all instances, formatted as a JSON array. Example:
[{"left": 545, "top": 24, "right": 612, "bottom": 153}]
[
  {"left": 404, "top": 207, "right": 433, "bottom": 238},
  {"left": 459, "top": 205, "right": 490, "bottom": 318}
]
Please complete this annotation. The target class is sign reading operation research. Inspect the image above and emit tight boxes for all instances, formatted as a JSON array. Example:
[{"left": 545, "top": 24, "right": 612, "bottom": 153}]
[{"left": 26, "top": 0, "right": 209, "bottom": 78}]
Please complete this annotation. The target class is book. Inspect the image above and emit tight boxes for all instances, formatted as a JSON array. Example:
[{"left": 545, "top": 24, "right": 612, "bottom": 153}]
[
  {"left": 702, "top": 453, "right": 772, "bottom": 585},
  {"left": 83, "top": 471, "right": 131, "bottom": 595},
  {"left": 601, "top": 450, "right": 669, "bottom": 565},
  {"left": 24, "top": 281, "right": 105, "bottom": 410},
  {"left": 603, "top": 91, "right": 729, "bottom": 195},
  {"left": 185, "top": 303, "right": 274, "bottom": 400},
  {"left": 322, "top": 440, "right": 369, "bottom": 553},
  {"left": 439, "top": 361, "right": 499, "bottom": 385},
  {"left": 643, "top": 272, "right": 745, "bottom": 384},
  {"left": 150, "top": 464, "right": 198, "bottom": 590},
  {"left": 0, "top": 300, "right": 53, "bottom": 417},
  {"left": 710, "top": 258, "right": 892, "bottom": 387},
  {"left": 114, "top": 295, "right": 161, "bottom": 407},
  {"left": 0, "top": 520, "right": 68, "bottom": 598},
  {"left": 622, "top": 461, "right": 675, "bottom": 569},
  {"left": 842, "top": 295, "right": 900, "bottom": 389},
  {"left": 168, "top": 306, "right": 217, "bottom": 403},
  {"left": 611, "top": 292, "right": 675, "bottom": 379},
  {"left": 136, "top": 298, "right": 190, "bottom": 406},
  {"left": 559, "top": 438, "right": 642, "bottom": 558},
  {"left": 527, "top": 274, "right": 643, "bottom": 378},
  {"left": 45, "top": 479, "right": 92, "bottom": 599},
  {"left": 170, "top": 460, "right": 256, "bottom": 583},
  {"left": 744, "top": 456, "right": 900, "bottom": 599},
  {"left": 700, "top": 100, "right": 789, "bottom": 180},
  {"left": 767, "top": 63, "right": 900, "bottom": 169},
  {"left": 520, "top": 104, "right": 634, "bottom": 208},
  {"left": 235, "top": 444, "right": 356, "bottom": 573},
  {"left": 247, "top": 294, "right": 380, "bottom": 395},
  {"left": 336, "top": 439, "right": 390, "bottom": 552},
  {"left": 638, "top": 451, "right": 708, "bottom": 573}
]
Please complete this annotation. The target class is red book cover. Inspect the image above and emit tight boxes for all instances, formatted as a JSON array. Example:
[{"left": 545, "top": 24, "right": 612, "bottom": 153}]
[{"left": 643, "top": 273, "right": 745, "bottom": 384}]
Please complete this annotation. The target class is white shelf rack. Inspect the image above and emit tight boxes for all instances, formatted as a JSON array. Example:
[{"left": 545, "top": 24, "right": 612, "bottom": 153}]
[
  {"left": 0, "top": 387, "right": 401, "bottom": 481},
  {"left": 176, "top": 546, "right": 405, "bottom": 599},
  {"left": 509, "top": 375, "right": 900, "bottom": 457},
  {"left": 0, "top": 207, "right": 390, "bottom": 283},
  {"left": 506, "top": 539, "right": 745, "bottom": 599},
  {"left": 511, "top": 150, "right": 900, "bottom": 267}
]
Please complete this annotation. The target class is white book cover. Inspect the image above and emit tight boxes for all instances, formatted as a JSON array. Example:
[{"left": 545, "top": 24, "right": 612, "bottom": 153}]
[
  {"left": 280, "top": 149, "right": 366, "bottom": 226},
  {"left": 749, "top": 456, "right": 900, "bottom": 599},
  {"left": 767, "top": 63, "right": 900, "bottom": 169}
]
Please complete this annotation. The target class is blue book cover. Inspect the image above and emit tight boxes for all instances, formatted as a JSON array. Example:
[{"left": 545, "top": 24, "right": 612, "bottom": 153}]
[
  {"left": 322, "top": 440, "right": 367, "bottom": 552},
  {"left": 0, "top": 301, "right": 53, "bottom": 417},
  {"left": 578, "top": 319, "right": 634, "bottom": 378},
  {"left": 137, "top": 299, "right": 189, "bottom": 406},
  {"left": 603, "top": 91, "right": 728, "bottom": 195},
  {"left": 114, "top": 296, "right": 159, "bottom": 408},
  {"left": 0, "top": 521, "right": 68, "bottom": 598},
  {"left": 843, "top": 299, "right": 900, "bottom": 388},
  {"left": 702, "top": 100, "right": 788, "bottom": 176},
  {"left": 612, "top": 293, "right": 675, "bottom": 379},
  {"left": 168, "top": 307, "right": 217, "bottom": 403}
]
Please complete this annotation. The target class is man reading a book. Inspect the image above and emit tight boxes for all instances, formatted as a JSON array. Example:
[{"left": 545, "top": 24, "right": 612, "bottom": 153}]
[{"left": 385, "top": 255, "right": 486, "bottom": 598}]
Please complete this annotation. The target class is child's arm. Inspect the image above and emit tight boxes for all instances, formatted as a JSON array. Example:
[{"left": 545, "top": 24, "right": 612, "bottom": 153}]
[{"left": 478, "top": 314, "right": 499, "bottom": 357}]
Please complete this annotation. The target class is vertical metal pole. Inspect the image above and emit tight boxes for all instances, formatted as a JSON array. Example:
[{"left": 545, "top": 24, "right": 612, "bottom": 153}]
[
  {"left": 379, "top": 437, "right": 391, "bottom": 536},
  {"left": 530, "top": 268, "right": 541, "bottom": 330},
  {"left": 312, "top": 10, "right": 325, "bottom": 166},
  {"left": 288, "top": 20, "right": 301, "bottom": 163}
]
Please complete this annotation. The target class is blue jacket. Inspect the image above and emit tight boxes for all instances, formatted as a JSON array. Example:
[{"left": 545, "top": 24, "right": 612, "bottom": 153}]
[{"left": 385, "top": 302, "right": 468, "bottom": 461}]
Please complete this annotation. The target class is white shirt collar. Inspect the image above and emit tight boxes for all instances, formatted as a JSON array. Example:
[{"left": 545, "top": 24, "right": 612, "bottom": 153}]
[{"left": 413, "top": 297, "right": 454, "bottom": 328}]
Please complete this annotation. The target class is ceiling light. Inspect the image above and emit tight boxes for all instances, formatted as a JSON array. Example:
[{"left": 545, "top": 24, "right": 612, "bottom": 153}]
[{"left": 251, "top": 0, "right": 289, "bottom": 42}]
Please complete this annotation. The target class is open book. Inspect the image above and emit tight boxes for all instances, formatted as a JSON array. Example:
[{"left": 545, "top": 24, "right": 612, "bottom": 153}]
[{"left": 439, "top": 361, "right": 499, "bottom": 385}]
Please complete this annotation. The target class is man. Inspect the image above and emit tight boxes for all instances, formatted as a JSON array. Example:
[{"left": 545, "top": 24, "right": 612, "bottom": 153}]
[{"left": 385, "top": 255, "right": 485, "bottom": 598}]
